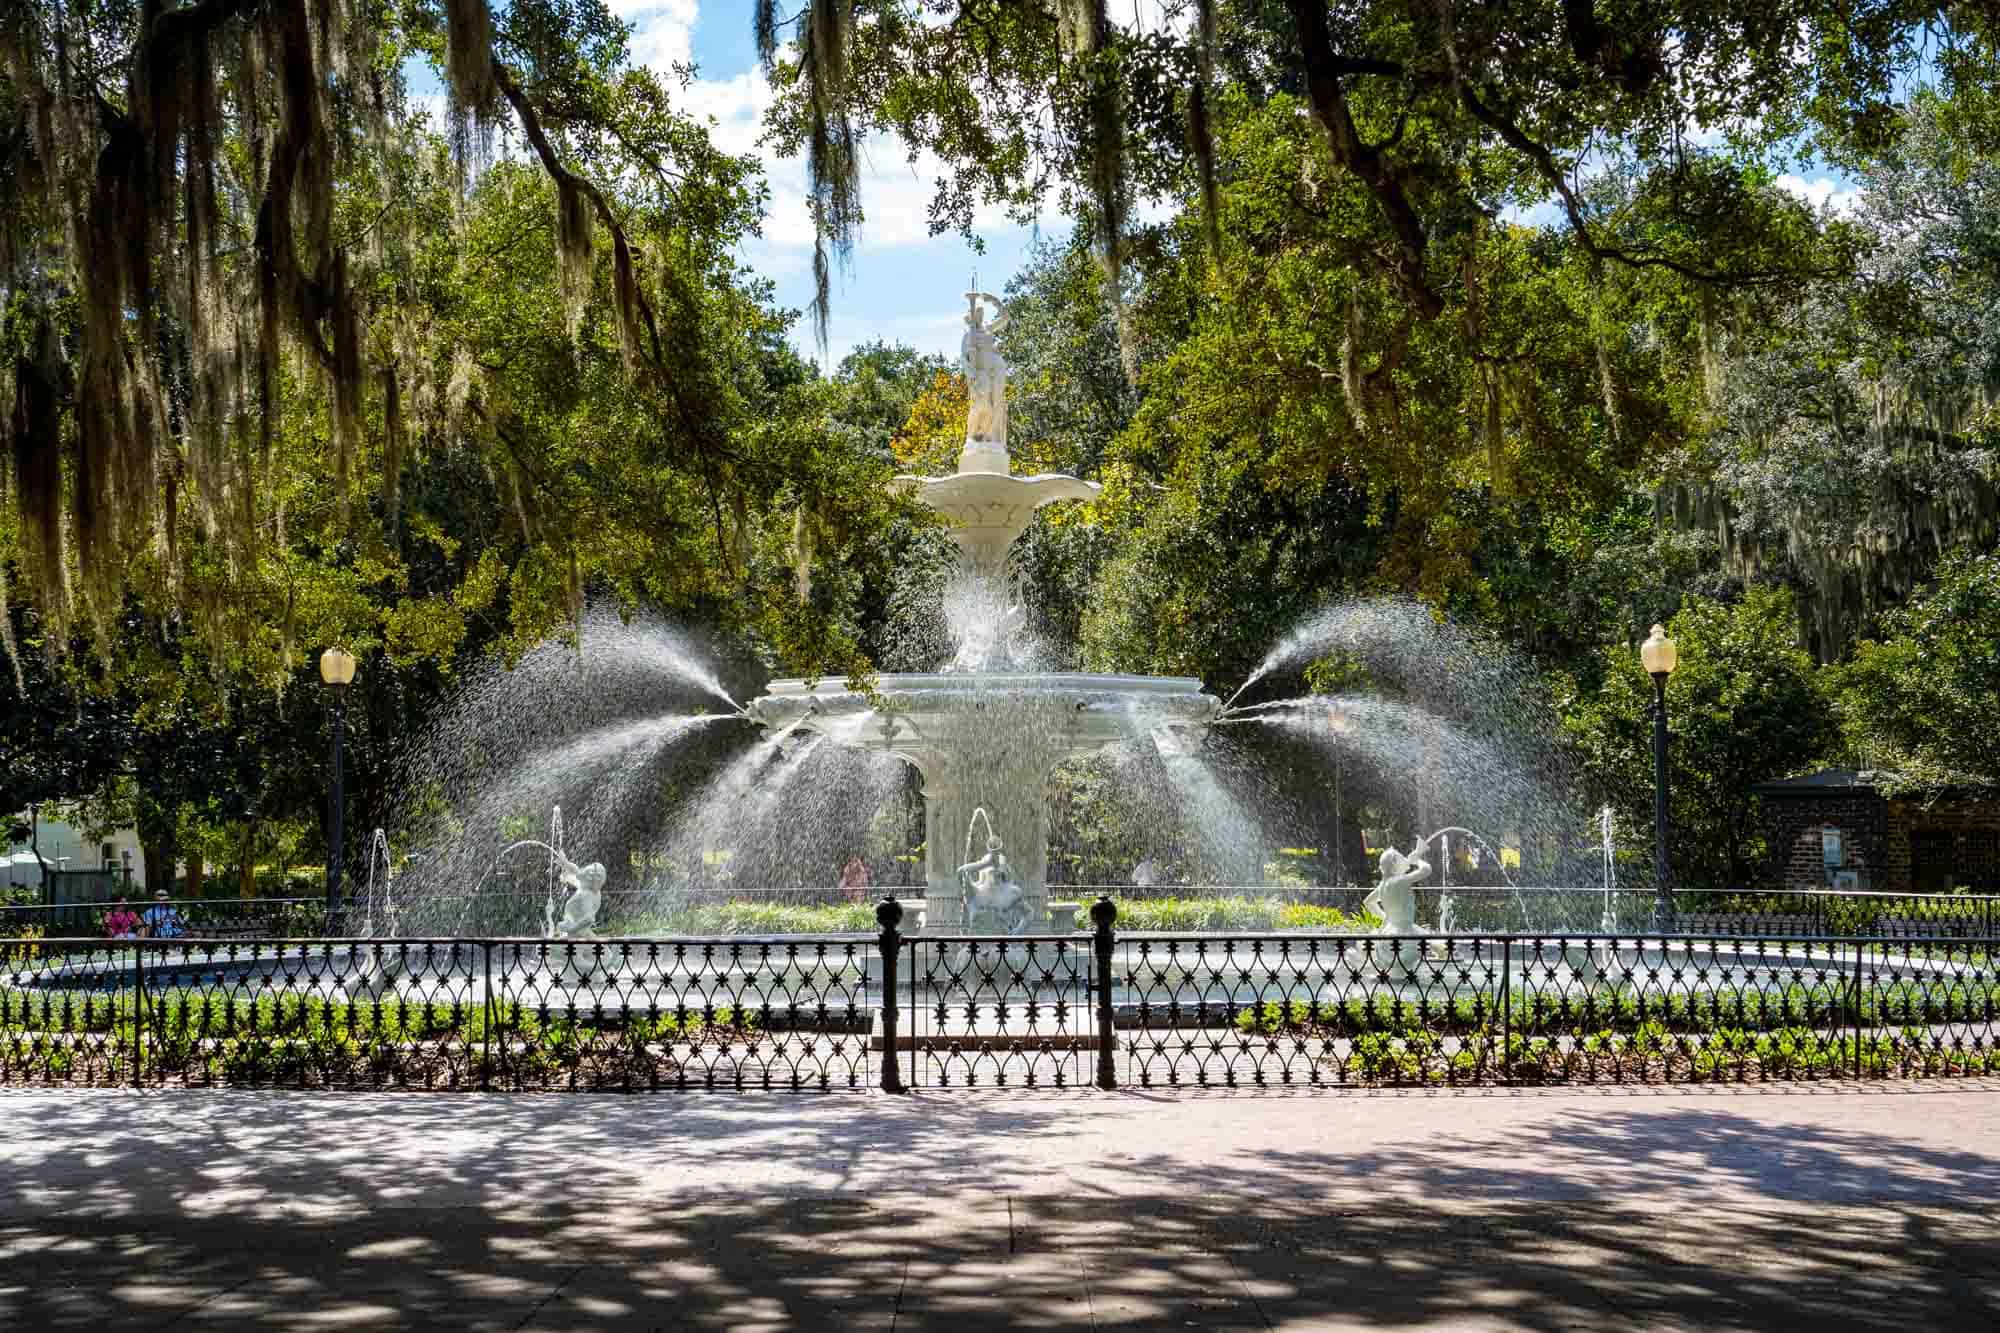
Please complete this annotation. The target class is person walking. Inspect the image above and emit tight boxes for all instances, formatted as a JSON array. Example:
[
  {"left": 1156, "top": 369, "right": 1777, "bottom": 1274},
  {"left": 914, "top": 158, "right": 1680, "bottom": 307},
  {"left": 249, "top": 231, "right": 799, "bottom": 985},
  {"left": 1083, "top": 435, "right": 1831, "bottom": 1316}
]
[{"left": 838, "top": 856, "right": 872, "bottom": 903}]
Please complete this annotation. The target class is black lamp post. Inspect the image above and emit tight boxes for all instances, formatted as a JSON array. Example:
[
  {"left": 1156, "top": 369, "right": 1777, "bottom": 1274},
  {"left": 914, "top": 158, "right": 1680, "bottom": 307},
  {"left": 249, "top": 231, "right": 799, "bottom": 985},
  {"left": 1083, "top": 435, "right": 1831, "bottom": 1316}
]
[
  {"left": 320, "top": 646, "right": 357, "bottom": 925},
  {"left": 1640, "top": 624, "right": 1678, "bottom": 929}
]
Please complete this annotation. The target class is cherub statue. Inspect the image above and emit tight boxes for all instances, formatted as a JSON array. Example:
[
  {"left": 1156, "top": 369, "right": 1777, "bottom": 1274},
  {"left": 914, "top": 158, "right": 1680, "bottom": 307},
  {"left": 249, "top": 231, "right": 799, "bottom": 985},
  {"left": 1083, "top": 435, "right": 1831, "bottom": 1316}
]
[
  {"left": 957, "top": 835, "right": 1030, "bottom": 935},
  {"left": 551, "top": 858, "right": 608, "bottom": 938},
  {"left": 1362, "top": 842, "right": 1432, "bottom": 935}
]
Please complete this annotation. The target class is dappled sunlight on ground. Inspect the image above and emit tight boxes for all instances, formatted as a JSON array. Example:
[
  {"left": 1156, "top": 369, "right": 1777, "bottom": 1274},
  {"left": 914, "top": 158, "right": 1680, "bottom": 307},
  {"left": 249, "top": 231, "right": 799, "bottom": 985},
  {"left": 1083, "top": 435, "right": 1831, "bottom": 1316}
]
[{"left": 4, "top": 1086, "right": 2000, "bottom": 1328}]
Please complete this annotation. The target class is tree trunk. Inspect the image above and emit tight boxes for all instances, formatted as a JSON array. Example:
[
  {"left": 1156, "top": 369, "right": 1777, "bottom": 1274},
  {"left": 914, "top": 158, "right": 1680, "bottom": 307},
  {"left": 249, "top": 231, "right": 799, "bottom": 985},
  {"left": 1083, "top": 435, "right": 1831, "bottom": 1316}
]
[
  {"left": 141, "top": 839, "right": 170, "bottom": 895},
  {"left": 137, "top": 814, "right": 180, "bottom": 899},
  {"left": 186, "top": 849, "right": 206, "bottom": 899},
  {"left": 239, "top": 821, "right": 258, "bottom": 898}
]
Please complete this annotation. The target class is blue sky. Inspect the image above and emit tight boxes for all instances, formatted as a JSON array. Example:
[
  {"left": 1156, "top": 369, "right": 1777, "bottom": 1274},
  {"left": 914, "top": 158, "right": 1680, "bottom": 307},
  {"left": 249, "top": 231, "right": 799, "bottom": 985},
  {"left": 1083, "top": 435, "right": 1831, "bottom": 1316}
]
[{"left": 650, "top": 3, "right": 1064, "bottom": 371}]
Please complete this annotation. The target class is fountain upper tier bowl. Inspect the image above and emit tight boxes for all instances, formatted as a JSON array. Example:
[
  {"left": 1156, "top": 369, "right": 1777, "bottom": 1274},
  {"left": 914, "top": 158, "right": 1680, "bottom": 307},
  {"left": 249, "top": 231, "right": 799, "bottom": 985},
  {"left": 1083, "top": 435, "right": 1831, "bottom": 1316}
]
[{"left": 747, "top": 673, "right": 1221, "bottom": 765}]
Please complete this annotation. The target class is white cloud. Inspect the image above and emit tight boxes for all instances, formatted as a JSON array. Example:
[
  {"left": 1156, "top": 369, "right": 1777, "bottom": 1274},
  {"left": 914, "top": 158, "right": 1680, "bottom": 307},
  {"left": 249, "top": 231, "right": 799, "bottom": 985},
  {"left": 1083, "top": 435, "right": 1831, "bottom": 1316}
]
[
  {"left": 658, "top": 34, "right": 1057, "bottom": 275},
  {"left": 1776, "top": 173, "right": 1862, "bottom": 217},
  {"left": 621, "top": 4, "right": 1082, "bottom": 364},
  {"left": 620, "top": 1, "right": 699, "bottom": 70},
  {"left": 677, "top": 69, "right": 772, "bottom": 158}
]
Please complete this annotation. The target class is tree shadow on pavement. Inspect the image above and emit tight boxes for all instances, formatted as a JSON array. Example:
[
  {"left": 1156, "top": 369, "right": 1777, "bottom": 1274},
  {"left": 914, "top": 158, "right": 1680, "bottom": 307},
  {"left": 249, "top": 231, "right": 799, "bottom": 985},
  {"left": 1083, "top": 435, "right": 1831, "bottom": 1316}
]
[
  {"left": 4, "top": 1191, "right": 1997, "bottom": 1330},
  {"left": 2, "top": 1090, "right": 1998, "bottom": 1328}
]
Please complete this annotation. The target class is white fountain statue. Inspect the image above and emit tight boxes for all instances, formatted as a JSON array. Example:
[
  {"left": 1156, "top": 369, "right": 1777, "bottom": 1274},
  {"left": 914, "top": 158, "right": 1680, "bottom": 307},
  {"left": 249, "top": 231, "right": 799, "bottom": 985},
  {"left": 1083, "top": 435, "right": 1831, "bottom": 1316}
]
[
  {"left": 549, "top": 856, "right": 608, "bottom": 938},
  {"left": 961, "top": 291, "right": 1010, "bottom": 474},
  {"left": 957, "top": 809, "right": 1031, "bottom": 935},
  {"left": 466, "top": 808, "right": 609, "bottom": 940},
  {"left": 748, "top": 290, "right": 1219, "bottom": 929},
  {"left": 1362, "top": 842, "right": 1433, "bottom": 935}
]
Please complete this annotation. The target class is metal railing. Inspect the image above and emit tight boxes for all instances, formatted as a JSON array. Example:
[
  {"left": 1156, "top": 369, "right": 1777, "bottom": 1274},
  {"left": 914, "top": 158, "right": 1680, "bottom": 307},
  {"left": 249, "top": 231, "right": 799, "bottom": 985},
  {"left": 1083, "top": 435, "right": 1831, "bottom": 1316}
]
[
  {"left": 3, "top": 897, "right": 1996, "bottom": 1092},
  {"left": 1075, "top": 886, "right": 2000, "bottom": 939},
  {"left": 0, "top": 896, "right": 328, "bottom": 939},
  {"left": 15, "top": 885, "right": 1991, "bottom": 943}
]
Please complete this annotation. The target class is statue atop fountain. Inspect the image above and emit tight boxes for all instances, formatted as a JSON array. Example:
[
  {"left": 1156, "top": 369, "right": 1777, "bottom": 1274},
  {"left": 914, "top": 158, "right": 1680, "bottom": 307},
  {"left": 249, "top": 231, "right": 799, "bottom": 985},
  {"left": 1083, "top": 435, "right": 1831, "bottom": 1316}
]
[
  {"left": 960, "top": 292, "right": 1011, "bottom": 473},
  {"left": 891, "top": 292, "right": 1100, "bottom": 581}
]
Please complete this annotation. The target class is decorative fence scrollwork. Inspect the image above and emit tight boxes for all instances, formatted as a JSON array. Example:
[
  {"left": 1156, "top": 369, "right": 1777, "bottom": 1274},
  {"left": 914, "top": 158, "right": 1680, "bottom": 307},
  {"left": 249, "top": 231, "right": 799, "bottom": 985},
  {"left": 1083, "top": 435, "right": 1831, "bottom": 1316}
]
[{"left": 1, "top": 900, "right": 1994, "bottom": 1092}]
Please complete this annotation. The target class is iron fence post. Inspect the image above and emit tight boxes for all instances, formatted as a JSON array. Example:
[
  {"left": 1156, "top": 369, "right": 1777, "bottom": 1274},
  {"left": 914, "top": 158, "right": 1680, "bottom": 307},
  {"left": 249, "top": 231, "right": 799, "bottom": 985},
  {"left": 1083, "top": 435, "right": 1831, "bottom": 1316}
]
[
  {"left": 877, "top": 897, "right": 906, "bottom": 1093},
  {"left": 1092, "top": 896, "right": 1117, "bottom": 1090},
  {"left": 482, "top": 942, "right": 493, "bottom": 1091},
  {"left": 132, "top": 943, "right": 143, "bottom": 1090},
  {"left": 1852, "top": 937, "right": 1865, "bottom": 1081},
  {"left": 1498, "top": 937, "right": 1510, "bottom": 1085}
]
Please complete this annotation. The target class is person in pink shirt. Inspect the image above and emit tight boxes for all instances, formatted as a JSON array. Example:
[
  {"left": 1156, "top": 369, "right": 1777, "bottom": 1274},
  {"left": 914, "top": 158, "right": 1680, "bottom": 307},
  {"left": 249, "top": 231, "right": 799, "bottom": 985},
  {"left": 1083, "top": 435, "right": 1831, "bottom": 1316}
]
[{"left": 102, "top": 898, "right": 140, "bottom": 939}]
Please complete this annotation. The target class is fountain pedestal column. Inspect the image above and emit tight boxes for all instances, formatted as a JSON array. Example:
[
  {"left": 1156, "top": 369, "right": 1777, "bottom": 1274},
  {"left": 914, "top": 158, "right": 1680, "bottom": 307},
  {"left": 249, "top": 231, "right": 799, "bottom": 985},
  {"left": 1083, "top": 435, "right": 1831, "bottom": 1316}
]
[{"left": 915, "top": 758, "right": 1051, "bottom": 932}]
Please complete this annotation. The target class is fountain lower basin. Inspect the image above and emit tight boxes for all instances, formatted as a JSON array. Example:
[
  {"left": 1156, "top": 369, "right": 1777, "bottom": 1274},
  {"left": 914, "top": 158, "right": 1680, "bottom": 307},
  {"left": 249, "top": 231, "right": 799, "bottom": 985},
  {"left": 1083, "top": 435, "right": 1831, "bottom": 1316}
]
[{"left": 747, "top": 672, "right": 1221, "bottom": 927}]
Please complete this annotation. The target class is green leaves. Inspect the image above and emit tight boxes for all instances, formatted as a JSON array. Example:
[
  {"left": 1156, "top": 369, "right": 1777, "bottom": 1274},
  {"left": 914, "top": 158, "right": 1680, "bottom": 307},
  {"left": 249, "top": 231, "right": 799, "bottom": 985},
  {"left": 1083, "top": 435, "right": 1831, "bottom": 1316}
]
[
  {"left": 1561, "top": 588, "right": 1840, "bottom": 890},
  {"left": 1836, "top": 549, "right": 2000, "bottom": 787}
]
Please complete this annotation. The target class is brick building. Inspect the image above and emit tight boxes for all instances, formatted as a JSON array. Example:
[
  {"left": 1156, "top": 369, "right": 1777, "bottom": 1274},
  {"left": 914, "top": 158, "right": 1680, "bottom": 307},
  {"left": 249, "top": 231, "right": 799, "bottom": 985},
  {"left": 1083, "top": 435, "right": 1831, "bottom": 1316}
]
[{"left": 1755, "top": 769, "right": 2000, "bottom": 893}]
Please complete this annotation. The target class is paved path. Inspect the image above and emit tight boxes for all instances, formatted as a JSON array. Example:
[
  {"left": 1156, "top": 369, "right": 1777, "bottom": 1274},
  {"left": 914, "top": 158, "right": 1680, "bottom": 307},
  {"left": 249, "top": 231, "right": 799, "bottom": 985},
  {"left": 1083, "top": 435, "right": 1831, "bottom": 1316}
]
[{"left": 5, "top": 1084, "right": 2000, "bottom": 1329}]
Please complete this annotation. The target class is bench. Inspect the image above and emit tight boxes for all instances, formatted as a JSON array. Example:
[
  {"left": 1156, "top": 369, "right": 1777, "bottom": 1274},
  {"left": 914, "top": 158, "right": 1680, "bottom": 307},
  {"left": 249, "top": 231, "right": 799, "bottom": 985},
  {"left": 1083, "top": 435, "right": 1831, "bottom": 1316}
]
[{"left": 195, "top": 922, "right": 270, "bottom": 941}]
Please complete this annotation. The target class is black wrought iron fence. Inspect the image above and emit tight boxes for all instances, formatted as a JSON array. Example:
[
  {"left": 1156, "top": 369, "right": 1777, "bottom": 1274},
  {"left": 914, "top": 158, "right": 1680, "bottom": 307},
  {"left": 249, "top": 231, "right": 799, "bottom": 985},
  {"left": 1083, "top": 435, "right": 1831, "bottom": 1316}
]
[
  {"left": 2, "top": 899, "right": 1996, "bottom": 1092},
  {"left": 1071, "top": 885, "right": 2000, "bottom": 939},
  {"left": 0, "top": 896, "right": 328, "bottom": 940},
  {"left": 17, "top": 886, "right": 1988, "bottom": 943}
]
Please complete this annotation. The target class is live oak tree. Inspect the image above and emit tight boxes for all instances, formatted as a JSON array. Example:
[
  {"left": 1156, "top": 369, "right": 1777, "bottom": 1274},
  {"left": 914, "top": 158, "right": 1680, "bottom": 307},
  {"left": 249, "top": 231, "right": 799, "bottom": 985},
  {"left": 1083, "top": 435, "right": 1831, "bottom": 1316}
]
[
  {"left": 0, "top": 0, "right": 912, "bottom": 693},
  {"left": 1836, "top": 549, "right": 2000, "bottom": 787},
  {"left": 0, "top": 2, "right": 933, "bottom": 881},
  {"left": 753, "top": 2, "right": 1969, "bottom": 340},
  {"left": 1672, "top": 96, "right": 2000, "bottom": 659}
]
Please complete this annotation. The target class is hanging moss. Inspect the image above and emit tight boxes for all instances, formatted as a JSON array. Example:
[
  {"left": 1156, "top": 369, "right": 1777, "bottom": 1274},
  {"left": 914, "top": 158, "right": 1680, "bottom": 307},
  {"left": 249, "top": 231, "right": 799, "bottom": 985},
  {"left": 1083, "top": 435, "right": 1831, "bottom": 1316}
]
[
  {"left": 0, "top": 558, "right": 22, "bottom": 697},
  {"left": 1060, "top": 2, "right": 1135, "bottom": 384},
  {"left": 8, "top": 316, "right": 63, "bottom": 605},
  {"left": 612, "top": 230, "right": 644, "bottom": 372},
  {"left": 556, "top": 177, "right": 594, "bottom": 341},
  {"left": 382, "top": 365, "right": 403, "bottom": 534},
  {"left": 442, "top": 0, "right": 499, "bottom": 170},
  {"left": 1339, "top": 292, "right": 1368, "bottom": 433}
]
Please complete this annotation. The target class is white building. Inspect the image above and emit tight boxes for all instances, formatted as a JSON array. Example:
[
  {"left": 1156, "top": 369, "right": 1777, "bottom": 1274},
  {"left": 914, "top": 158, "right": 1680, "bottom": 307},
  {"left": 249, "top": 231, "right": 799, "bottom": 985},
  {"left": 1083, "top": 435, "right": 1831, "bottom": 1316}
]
[{"left": 4, "top": 811, "right": 149, "bottom": 895}]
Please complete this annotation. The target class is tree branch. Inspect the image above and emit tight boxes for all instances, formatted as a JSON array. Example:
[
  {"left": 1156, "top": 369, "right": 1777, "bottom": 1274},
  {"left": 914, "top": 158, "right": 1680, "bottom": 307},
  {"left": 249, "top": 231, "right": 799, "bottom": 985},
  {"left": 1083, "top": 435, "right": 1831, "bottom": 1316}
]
[
  {"left": 492, "top": 59, "right": 668, "bottom": 374},
  {"left": 1435, "top": 3, "right": 1839, "bottom": 290},
  {"left": 1284, "top": 0, "right": 1443, "bottom": 318}
]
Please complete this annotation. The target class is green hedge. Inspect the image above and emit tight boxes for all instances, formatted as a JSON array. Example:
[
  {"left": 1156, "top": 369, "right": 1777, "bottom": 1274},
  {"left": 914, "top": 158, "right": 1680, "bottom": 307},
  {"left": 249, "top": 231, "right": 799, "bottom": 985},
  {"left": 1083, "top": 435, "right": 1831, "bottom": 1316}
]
[{"left": 1097, "top": 896, "right": 1367, "bottom": 932}]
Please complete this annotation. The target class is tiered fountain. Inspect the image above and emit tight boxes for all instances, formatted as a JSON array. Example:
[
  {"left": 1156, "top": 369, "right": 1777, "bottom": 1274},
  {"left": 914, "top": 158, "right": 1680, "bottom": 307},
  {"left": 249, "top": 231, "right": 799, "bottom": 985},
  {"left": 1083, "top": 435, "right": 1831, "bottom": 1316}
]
[
  {"left": 9, "top": 294, "right": 1908, "bottom": 1044},
  {"left": 747, "top": 292, "right": 1219, "bottom": 930}
]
